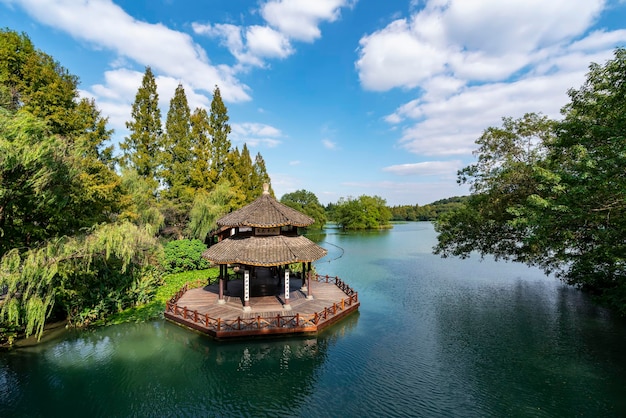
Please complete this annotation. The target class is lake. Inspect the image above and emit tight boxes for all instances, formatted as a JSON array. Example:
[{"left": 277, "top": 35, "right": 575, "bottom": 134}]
[{"left": 1, "top": 222, "right": 625, "bottom": 417}]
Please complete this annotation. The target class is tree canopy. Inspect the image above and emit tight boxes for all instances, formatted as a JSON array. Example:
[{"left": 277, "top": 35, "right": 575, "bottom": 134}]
[
  {"left": 332, "top": 195, "right": 392, "bottom": 230},
  {"left": 280, "top": 189, "right": 327, "bottom": 229},
  {"left": 435, "top": 48, "right": 626, "bottom": 313}
]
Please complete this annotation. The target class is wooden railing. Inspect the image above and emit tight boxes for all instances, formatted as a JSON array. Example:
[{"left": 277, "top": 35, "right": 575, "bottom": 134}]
[{"left": 165, "top": 275, "right": 359, "bottom": 335}]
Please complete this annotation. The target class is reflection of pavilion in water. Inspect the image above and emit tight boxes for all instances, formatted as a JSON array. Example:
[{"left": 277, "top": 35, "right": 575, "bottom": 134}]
[
  {"left": 159, "top": 312, "right": 359, "bottom": 413},
  {"left": 165, "top": 185, "right": 359, "bottom": 339}
]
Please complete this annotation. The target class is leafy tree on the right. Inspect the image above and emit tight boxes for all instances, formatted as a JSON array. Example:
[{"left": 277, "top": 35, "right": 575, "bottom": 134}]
[{"left": 434, "top": 48, "right": 626, "bottom": 313}]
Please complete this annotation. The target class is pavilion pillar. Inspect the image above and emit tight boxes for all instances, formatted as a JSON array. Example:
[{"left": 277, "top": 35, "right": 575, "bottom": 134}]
[
  {"left": 243, "top": 269, "right": 251, "bottom": 312},
  {"left": 300, "top": 262, "right": 307, "bottom": 291},
  {"left": 306, "top": 262, "right": 314, "bottom": 300},
  {"left": 218, "top": 264, "right": 225, "bottom": 304},
  {"left": 283, "top": 269, "right": 291, "bottom": 310}
]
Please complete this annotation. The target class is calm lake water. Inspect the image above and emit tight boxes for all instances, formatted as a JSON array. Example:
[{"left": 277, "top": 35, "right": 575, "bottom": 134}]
[{"left": 1, "top": 222, "right": 626, "bottom": 417}]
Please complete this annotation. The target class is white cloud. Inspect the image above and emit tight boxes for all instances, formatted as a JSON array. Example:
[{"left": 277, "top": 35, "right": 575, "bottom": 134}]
[
  {"left": 13, "top": 0, "right": 250, "bottom": 102},
  {"left": 322, "top": 139, "right": 337, "bottom": 149},
  {"left": 246, "top": 25, "right": 293, "bottom": 59},
  {"left": 194, "top": 0, "right": 353, "bottom": 69},
  {"left": 340, "top": 180, "right": 471, "bottom": 205},
  {"left": 260, "top": 0, "right": 353, "bottom": 42},
  {"left": 231, "top": 122, "right": 283, "bottom": 148},
  {"left": 383, "top": 160, "right": 462, "bottom": 177},
  {"left": 360, "top": 0, "right": 626, "bottom": 158}
]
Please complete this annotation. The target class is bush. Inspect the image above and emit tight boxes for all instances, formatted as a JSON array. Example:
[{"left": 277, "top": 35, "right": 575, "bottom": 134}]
[{"left": 163, "top": 239, "right": 210, "bottom": 273}]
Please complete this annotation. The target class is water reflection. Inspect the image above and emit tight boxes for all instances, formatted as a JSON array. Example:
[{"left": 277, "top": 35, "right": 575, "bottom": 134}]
[
  {"left": 0, "top": 309, "right": 359, "bottom": 417},
  {"left": 2, "top": 222, "right": 626, "bottom": 417},
  {"left": 434, "top": 278, "right": 626, "bottom": 416}
]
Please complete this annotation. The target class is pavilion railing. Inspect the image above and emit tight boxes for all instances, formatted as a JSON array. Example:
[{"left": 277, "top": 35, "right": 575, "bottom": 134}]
[{"left": 165, "top": 275, "right": 359, "bottom": 334}]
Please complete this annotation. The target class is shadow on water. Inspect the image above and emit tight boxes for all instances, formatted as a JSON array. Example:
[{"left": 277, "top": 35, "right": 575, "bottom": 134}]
[
  {"left": 3, "top": 222, "right": 626, "bottom": 417},
  {"left": 0, "top": 311, "right": 359, "bottom": 418}
]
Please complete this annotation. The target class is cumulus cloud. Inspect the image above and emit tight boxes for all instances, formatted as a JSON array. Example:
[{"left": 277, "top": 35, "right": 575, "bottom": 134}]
[
  {"left": 383, "top": 160, "right": 462, "bottom": 177},
  {"left": 12, "top": 0, "right": 250, "bottom": 102},
  {"left": 357, "top": 0, "right": 626, "bottom": 157},
  {"left": 231, "top": 122, "right": 283, "bottom": 148},
  {"left": 194, "top": 0, "right": 353, "bottom": 69},
  {"left": 260, "top": 0, "right": 352, "bottom": 42},
  {"left": 193, "top": 23, "right": 294, "bottom": 68}
]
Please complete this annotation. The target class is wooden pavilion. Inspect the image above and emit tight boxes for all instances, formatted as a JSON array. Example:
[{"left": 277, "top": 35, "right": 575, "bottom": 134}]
[{"left": 164, "top": 184, "right": 359, "bottom": 338}]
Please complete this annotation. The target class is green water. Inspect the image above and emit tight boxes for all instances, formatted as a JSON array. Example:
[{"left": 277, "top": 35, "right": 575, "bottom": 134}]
[{"left": 2, "top": 222, "right": 625, "bottom": 417}]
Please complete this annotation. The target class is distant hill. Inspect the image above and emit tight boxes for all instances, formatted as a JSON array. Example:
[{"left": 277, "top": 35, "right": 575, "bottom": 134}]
[{"left": 389, "top": 196, "right": 469, "bottom": 221}]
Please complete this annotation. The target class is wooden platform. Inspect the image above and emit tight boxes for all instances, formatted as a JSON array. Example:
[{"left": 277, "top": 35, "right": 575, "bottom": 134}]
[{"left": 164, "top": 274, "right": 359, "bottom": 339}]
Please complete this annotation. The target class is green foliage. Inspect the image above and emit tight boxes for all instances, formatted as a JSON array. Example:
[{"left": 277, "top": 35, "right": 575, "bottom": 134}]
[
  {"left": 0, "top": 29, "right": 80, "bottom": 135},
  {"left": 162, "top": 83, "right": 193, "bottom": 206},
  {"left": 162, "top": 239, "right": 210, "bottom": 273},
  {"left": 253, "top": 152, "right": 273, "bottom": 198},
  {"left": 105, "top": 268, "right": 219, "bottom": 325},
  {"left": 208, "top": 86, "right": 232, "bottom": 184},
  {"left": 333, "top": 195, "right": 392, "bottom": 230},
  {"left": 390, "top": 196, "right": 469, "bottom": 221},
  {"left": 121, "top": 66, "right": 162, "bottom": 184},
  {"left": 188, "top": 181, "right": 236, "bottom": 241},
  {"left": 281, "top": 189, "right": 327, "bottom": 229},
  {"left": 0, "top": 222, "right": 161, "bottom": 339},
  {"left": 189, "top": 107, "right": 213, "bottom": 190},
  {"left": 435, "top": 49, "right": 626, "bottom": 313}
]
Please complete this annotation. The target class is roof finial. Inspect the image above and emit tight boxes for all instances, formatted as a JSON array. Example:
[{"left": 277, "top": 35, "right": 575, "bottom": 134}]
[{"left": 262, "top": 183, "right": 269, "bottom": 195}]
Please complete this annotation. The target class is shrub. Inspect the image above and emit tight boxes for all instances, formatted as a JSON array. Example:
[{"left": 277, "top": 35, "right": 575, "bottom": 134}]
[{"left": 163, "top": 239, "right": 210, "bottom": 273}]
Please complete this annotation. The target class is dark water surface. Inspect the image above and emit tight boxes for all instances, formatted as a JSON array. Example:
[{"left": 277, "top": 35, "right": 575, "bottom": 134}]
[{"left": 2, "top": 222, "right": 625, "bottom": 417}]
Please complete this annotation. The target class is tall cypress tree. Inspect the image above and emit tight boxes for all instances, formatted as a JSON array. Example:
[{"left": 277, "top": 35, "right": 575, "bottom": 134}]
[
  {"left": 162, "top": 83, "right": 192, "bottom": 200},
  {"left": 189, "top": 107, "right": 213, "bottom": 191},
  {"left": 208, "top": 86, "right": 232, "bottom": 185},
  {"left": 121, "top": 67, "right": 162, "bottom": 185},
  {"left": 253, "top": 152, "right": 274, "bottom": 197}
]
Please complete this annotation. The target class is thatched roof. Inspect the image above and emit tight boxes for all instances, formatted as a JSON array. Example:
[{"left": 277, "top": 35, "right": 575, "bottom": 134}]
[
  {"left": 202, "top": 234, "right": 327, "bottom": 266},
  {"left": 217, "top": 187, "right": 314, "bottom": 228}
]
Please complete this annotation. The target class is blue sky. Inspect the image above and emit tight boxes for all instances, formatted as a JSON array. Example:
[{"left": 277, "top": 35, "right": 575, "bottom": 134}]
[{"left": 2, "top": 0, "right": 626, "bottom": 205}]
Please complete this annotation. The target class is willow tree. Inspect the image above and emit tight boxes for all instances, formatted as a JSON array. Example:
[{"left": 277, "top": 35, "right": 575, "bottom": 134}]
[
  {"left": 0, "top": 222, "right": 160, "bottom": 340},
  {"left": 188, "top": 180, "right": 237, "bottom": 242}
]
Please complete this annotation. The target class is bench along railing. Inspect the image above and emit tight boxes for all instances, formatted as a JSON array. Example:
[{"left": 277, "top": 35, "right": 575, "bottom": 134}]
[{"left": 165, "top": 275, "right": 359, "bottom": 334}]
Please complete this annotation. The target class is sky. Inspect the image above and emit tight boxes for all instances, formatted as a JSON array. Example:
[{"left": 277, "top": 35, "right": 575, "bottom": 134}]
[{"left": 2, "top": 0, "right": 626, "bottom": 205}]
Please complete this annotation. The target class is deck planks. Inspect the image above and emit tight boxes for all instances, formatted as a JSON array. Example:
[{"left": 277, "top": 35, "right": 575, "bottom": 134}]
[{"left": 165, "top": 274, "right": 359, "bottom": 338}]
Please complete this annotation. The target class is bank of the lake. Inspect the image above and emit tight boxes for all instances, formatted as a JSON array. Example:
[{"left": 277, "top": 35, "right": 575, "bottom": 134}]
[{"left": 1, "top": 222, "right": 625, "bottom": 417}]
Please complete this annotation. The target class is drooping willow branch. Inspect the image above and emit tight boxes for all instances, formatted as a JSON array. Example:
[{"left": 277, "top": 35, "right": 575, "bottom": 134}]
[{"left": 0, "top": 221, "right": 158, "bottom": 340}]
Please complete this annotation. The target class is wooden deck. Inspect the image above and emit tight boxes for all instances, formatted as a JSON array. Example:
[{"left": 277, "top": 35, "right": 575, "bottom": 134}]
[{"left": 164, "top": 274, "right": 359, "bottom": 339}]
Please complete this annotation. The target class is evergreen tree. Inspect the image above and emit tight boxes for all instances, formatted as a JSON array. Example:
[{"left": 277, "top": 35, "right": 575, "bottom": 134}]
[
  {"left": 239, "top": 143, "right": 255, "bottom": 203},
  {"left": 0, "top": 29, "right": 79, "bottom": 135},
  {"left": 162, "top": 83, "right": 192, "bottom": 202},
  {"left": 189, "top": 107, "right": 213, "bottom": 191},
  {"left": 222, "top": 147, "right": 246, "bottom": 209},
  {"left": 253, "top": 152, "right": 273, "bottom": 198},
  {"left": 121, "top": 67, "right": 162, "bottom": 186},
  {"left": 208, "top": 86, "right": 231, "bottom": 184}
]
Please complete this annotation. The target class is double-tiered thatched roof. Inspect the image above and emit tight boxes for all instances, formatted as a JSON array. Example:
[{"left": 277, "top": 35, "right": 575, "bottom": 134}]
[
  {"left": 202, "top": 185, "right": 327, "bottom": 267},
  {"left": 216, "top": 191, "right": 315, "bottom": 228}
]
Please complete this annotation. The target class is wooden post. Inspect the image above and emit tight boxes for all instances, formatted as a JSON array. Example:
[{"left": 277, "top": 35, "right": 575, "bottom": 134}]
[
  {"left": 306, "top": 262, "right": 313, "bottom": 300},
  {"left": 218, "top": 264, "right": 225, "bottom": 304}
]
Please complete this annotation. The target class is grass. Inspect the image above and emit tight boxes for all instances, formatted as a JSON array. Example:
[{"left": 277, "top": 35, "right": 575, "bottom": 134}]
[{"left": 103, "top": 268, "right": 220, "bottom": 325}]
